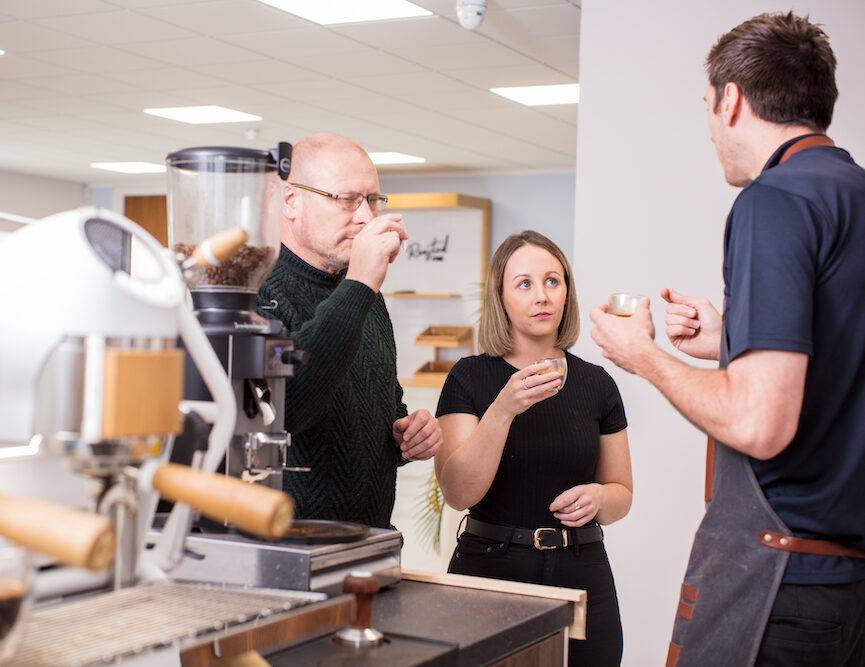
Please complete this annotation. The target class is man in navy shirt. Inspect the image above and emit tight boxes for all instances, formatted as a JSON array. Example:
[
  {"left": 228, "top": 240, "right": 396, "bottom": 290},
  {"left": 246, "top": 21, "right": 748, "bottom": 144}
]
[{"left": 590, "top": 12, "right": 865, "bottom": 666}]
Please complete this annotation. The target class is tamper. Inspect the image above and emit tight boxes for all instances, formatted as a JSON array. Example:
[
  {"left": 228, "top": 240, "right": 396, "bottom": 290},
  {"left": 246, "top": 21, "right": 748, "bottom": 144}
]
[{"left": 334, "top": 570, "right": 385, "bottom": 647}]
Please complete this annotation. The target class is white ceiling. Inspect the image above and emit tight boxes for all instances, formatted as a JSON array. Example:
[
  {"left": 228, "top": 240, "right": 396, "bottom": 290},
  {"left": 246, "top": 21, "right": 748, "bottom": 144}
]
[{"left": 0, "top": 0, "right": 581, "bottom": 185}]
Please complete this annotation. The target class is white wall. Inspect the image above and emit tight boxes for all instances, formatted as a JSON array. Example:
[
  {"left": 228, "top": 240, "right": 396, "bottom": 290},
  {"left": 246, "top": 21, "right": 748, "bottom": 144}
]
[
  {"left": 575, "top": 1, "right": 865, "bottom": 665},
  {"left": 0, "top": 169, "right": 89, "bottom": 230}
]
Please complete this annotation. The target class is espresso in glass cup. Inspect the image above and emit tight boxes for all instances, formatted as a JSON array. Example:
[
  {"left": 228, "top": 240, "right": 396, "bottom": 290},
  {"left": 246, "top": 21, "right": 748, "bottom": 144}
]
[
  {"left": 0, "top": 539, "right": 32, "bottom": 664},
  {"left": 535, "top": 357, "right": 567, "bottom": 391}
]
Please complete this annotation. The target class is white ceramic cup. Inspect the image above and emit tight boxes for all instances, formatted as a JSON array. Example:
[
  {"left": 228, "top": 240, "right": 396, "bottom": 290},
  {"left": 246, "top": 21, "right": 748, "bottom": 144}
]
[{"left": 608, "top": 292, "right": 644, "bottom": 316}]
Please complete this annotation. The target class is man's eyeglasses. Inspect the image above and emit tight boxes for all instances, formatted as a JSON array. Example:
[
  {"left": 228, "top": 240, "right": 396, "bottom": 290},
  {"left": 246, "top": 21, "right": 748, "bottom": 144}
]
[{"left": 291, "top": 183, "right": 388, "bottom": 212}]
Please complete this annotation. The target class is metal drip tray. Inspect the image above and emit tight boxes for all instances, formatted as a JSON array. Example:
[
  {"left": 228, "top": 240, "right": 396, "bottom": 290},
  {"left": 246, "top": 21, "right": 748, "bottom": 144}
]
[
  {"left": 13, "top": 581, "right": 344, "bottom": 666},
  {"left": 158, "top": 527, "right": 403, "bottom": 596}
]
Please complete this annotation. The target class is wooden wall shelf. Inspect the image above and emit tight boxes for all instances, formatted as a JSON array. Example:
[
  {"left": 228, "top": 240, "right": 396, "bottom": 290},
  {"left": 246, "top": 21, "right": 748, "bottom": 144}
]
[
  {"left": 414, "top": 326, "right": 473, "bottom": 348},
  {"left": 402, "top": 361, "right": 456, "bottom": 387},
  {"left": 384, "top": 192, "right": 491, "bottom": 390},
  {"left": 407, "top": 326, "right": 474, "bottom": 388}
]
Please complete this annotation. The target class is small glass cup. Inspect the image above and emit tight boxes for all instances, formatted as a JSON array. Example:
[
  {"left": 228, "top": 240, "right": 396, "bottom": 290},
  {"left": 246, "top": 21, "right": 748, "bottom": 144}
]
[
  {"left": 396, "top": 218, "right": 407, "bottom": 257},
  {"left": 608, "top": 292, "right": 644, "bottom": 317},
  {"left": 535, "top": 357, "right": 567, "bottom": 391},
  {"left": 0, "top": 540, "right": 32, "bottom": 664}
]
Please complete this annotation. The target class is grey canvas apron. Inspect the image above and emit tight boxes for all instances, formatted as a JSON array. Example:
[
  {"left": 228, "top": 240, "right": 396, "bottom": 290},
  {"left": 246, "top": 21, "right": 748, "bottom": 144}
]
[
  {"left": 666, "top": 134, "right": 847, "bottom": 667},
  {"left": 666, "top": 429, "right": 865, "bottom": 667},
  {"left": 665, "top": 436, "right": 790, "bottom": 666}
]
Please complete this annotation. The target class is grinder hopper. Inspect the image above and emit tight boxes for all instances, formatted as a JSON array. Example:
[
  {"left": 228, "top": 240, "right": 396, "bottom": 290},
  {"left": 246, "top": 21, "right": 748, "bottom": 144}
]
[{"left": 166, "top": 144, "right": 290, "bottom": 325}]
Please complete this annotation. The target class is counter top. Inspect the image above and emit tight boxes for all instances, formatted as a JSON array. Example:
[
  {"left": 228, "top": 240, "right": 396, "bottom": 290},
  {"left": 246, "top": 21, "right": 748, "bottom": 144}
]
[{"left": 265, "top": 579, "right": 573, "bottom": 666}]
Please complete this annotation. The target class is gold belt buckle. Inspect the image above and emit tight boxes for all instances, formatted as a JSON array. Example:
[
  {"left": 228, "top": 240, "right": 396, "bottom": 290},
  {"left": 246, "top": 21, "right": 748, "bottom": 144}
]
[{"left": 533, "top": 527, "right": 559, "bottom": 550}]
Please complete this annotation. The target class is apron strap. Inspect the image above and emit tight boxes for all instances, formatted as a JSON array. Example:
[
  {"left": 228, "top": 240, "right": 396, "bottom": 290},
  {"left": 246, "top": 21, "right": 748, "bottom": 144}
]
[
  {"left": 778, "top": 134, "right": 835, "bottom": 164},
  {"left": 704, "top": 437, "right": 715, "bottom": 502},
  {"left": 760, "top": 530, "right": 865, "bottom": 559}
]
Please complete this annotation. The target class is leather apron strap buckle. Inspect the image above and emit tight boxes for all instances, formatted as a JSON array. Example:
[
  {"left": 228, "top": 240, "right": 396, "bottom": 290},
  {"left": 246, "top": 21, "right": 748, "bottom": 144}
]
[{"left": 759, "top": 530, "right": 865, "bottom": 559}]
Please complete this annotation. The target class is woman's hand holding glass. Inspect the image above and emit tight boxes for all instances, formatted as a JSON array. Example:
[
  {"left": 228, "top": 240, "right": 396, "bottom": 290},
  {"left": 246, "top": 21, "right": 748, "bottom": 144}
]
[
  {"left": 533, "top": 357, "right": 567, "bottom": 391},
  {"left": 498, "top": 361, "right": 562, "bottom": 417}
]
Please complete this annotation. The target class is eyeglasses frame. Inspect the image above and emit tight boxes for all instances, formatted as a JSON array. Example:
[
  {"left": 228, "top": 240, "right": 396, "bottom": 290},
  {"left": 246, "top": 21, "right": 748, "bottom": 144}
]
[{"left": 290, "top": 183, "right": 388, "bottom": 212}]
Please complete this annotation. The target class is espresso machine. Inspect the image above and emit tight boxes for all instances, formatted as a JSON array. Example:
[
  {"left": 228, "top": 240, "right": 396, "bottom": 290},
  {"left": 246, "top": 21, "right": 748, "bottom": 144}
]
[
  {"left": 165, "top": 144, "right": 304, "bottom": 492},
  {"left": 0, "top": 205, "right": 225, "bottom": 591},
  {"left": 0, "top": 207, "right": 352, "bottom": 666}
]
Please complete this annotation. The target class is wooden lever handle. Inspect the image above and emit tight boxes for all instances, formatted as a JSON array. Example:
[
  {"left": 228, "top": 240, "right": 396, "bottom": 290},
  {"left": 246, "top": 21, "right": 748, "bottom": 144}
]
[
  {"left": 190, "top": 228, "right": 249, "bottom": 267},
  {"left": 152, "top": 463, "right": 294, "bottom": 539},
  {"left": 0, "top": 494, "right": 116, "bottom": 571}
]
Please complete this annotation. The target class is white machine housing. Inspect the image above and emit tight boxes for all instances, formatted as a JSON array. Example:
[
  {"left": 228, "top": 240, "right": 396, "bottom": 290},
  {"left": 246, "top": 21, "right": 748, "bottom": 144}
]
[{"left": 0, "top": 207, "right": 184, "bottom": 446}]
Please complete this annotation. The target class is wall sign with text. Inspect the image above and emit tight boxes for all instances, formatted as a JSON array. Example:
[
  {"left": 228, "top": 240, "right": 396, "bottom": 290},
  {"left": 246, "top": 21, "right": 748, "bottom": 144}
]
[{"left": 382, "top": 208, "right": 483, "bottom": 295}]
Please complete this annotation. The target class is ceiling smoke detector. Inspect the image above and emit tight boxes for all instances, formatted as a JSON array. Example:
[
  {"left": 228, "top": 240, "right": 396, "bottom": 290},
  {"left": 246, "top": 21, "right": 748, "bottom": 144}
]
[{"left": 456, "top": 0, "right": 486, "bottom": 30}]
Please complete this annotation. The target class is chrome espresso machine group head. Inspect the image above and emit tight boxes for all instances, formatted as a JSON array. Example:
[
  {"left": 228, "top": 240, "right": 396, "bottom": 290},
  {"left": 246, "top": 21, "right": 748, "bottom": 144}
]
[{"left": 165, "top": 144, "right": 306, "bottom": 493}]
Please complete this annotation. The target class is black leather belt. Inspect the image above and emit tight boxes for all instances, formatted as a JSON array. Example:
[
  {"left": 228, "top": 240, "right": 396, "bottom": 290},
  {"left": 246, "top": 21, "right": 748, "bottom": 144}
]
[{"left": 464, "top": 516, "right": 603, "bottom": 551}]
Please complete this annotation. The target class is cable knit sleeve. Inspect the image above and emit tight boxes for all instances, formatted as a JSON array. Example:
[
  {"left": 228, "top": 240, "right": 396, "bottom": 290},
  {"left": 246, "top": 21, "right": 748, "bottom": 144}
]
[{"left": 257, "top": 254, "right": 376, "bottom": 433}]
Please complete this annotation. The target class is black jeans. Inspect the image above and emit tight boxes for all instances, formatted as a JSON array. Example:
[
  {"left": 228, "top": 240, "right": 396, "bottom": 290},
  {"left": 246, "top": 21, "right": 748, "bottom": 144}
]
[
  {"left": 755, "top": 578, "right": 865, "bottom": 666},
  {"left": 448, "top": 531, "right": 623, "bottom": 667}
]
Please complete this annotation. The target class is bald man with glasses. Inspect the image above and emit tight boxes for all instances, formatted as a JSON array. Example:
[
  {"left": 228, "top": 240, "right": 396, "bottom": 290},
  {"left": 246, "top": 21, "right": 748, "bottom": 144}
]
[{"left": 256, "top": 133, "right": 442, "bottom": 530}]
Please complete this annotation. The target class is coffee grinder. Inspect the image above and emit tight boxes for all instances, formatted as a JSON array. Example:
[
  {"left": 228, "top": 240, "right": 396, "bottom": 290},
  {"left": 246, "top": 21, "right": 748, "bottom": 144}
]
[
  {"left": 165, "top": 145, "right": 304, "bottom": 493},
  {"left": 158, "top": 147, "right": 403, "bottom": 597}
]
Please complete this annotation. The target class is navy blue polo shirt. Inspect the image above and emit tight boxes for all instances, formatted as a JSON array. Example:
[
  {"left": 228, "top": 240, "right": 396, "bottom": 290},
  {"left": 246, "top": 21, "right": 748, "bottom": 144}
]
[{"left": 721, "top": 134, "right": 865, "bottom": 584}]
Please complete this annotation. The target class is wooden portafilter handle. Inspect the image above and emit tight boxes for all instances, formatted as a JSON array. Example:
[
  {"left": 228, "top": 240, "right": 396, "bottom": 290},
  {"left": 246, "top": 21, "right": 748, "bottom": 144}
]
[
  {"left": 334, "top": 570, "right": 385, "bottom": 647},
  {"left": 186, "top": 228, "right": 249, "bottom": 269},
  {"left": 0, "top": 494, "right": 115, "bottom": 571},
  {"left": 149, "top": 463, "right": 294, "bottom": 539}
]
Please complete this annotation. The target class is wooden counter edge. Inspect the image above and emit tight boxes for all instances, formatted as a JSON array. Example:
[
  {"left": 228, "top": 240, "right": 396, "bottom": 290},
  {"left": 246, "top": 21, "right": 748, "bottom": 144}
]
[
  {"left": 180, "top": 595, "right": 354, "bottom": 667},
  {"left": 400, "top": 568, "right": 586, "bottom": 640}
]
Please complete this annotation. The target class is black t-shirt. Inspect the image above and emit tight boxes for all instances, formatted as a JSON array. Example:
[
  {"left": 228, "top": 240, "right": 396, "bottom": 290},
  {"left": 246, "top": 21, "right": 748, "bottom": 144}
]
[
  {"left": 722, "top": 136, "right": 865, "bottom": 584},
  {"left": 436, "top": 352, "right": 627, "bottom": 529}
]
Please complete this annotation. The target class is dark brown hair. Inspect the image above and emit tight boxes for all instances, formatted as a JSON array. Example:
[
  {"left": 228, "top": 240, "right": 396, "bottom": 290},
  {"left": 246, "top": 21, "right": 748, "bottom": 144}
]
[
  {"left": 479, "top": 230, "right": 579, "bottom": 357},
  {"left": 706, "top": 11, "right": 837, "bottom": 132}
]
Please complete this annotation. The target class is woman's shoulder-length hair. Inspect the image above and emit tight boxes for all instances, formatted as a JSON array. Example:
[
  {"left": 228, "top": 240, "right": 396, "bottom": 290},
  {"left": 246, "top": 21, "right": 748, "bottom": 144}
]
[{"left": 479, "top": 230, "right": 580, "bottom": 357}]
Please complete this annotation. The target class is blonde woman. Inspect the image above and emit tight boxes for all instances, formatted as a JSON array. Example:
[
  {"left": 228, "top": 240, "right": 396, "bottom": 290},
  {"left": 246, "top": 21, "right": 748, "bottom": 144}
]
[{"left": 435, "top": 231, "right": 632, "bottom": 666}]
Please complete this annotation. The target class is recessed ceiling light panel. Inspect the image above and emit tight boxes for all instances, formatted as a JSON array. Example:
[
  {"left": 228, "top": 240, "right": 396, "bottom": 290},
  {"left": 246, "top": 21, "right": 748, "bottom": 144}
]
[
  {"left": 254, "top": 0, "right": 431, "bottom": 24},
  {"left": 369, "top": 152, "right": 426, "bottom": 165},
  {"left": 490, "top": 83, "right": 580, "bottom": 106},
  {"left": 143, "top": 105, "right": 261, "bottom": 125},
  {"left": 91, "top": 162, "right": 167, "bottom": 174}
]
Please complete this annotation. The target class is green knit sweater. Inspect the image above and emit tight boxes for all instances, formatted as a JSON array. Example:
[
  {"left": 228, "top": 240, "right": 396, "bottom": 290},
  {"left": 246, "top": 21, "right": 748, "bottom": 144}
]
[{"left": 256, "top": 245, "right": 408, "bottom": 529}]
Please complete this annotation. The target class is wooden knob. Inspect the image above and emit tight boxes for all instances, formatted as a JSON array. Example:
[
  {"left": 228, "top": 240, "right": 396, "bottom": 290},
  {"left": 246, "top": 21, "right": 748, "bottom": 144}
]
[
  {"left": 151, "top": 463, "right": 294, "bottom": 539},
  {"left": 0, "top": 494, "right": 115, "bottom": 571},
  {"left": 190, "top": 228, "right": 249, "bottom": 267}
]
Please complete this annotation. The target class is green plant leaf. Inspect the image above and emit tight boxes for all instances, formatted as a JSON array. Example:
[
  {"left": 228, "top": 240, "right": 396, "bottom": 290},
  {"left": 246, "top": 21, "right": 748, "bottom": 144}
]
[{"left": 414, "top": 468, "right": 443, "bottom": 554}]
